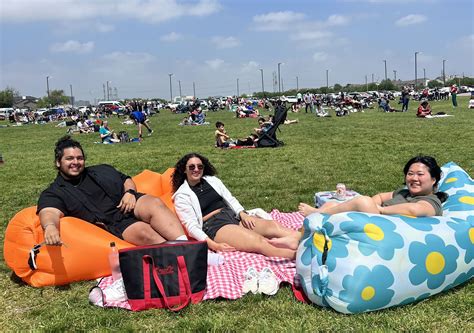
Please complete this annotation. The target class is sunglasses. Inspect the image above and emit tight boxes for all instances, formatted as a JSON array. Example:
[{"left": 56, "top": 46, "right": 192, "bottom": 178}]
[{"left": 187, "top": 164, "right": 204, "bottom": 171}]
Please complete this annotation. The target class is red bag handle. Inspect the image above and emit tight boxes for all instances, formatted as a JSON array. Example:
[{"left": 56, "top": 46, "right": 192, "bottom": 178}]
[{"left": 142, "top": 255, "right": 192, "bottom": 311}]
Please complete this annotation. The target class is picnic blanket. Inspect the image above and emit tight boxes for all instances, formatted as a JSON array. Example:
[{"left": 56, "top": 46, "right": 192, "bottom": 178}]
[{"left": 93, "top": 209, "right": 304, "bottom": 309}]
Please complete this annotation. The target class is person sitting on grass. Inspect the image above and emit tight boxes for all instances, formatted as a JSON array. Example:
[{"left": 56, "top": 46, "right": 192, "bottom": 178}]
[
  {"left": 254, "top": 117, "right": 272, "bottom": 135},
  {"left": 271, "top": 155, "right": 449, "bottom": 251},
  {"left": 99, "top": 120, "right": 119, "bottom": 143},
  {"left": 417, "top": 100, "right": 432, "bottom": 118},
  {"left": 215, "top": 121, "right": 235, "bottom": 148},
  {"left": 172, "top": 153, "right": 299, "bottom": 258}
]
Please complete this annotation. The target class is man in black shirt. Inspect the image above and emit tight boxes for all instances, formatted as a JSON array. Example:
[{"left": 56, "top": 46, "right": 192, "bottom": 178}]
[{"left": 38, "top": 136, "right": 187, "bottom": 246}]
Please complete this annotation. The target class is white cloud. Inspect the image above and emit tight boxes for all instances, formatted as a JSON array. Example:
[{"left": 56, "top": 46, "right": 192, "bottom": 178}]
[
  {"left": 395, "top": 14, "right": 427, "bottom": 26},
  {"left": 312, "top": 52, "right": 328, "bottom": 62},
  {"left": 161, "top": 32, "right": 183, "bottom": 42},
  {"left": 102, "top": 51, "right": 156, "bottom": 64},
  {"left": 291, "top": 31, "right": 332, "bottom": 41},
  {"left": 253, "top": 11, "right": 305, "bottom": 31},
  {"left": 211, "top": 36, "right": 240, "bottom": 48},
  {"left": 1, "top": 0, "right": 221, "bottom": 23},
  {"left": 241, "top": 61, "right": 259, "bottom": 72},
  {"left": 50, "top": 40, "right": 94, "bottom": 54},
  {"left": 326, "top": 14, "right": 350, "bottom": 26},
  {"left": 96, "top": 23, "right": 115, "bottom": 33},
  {"left": 205, "top": 58, "right": 224, "bottom": 69},
  {"left": 458, "top": 34, "right": 474, "bottom": 47}
]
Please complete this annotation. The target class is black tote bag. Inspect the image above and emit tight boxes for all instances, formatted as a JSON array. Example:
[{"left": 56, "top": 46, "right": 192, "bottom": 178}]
[{"left": 119, "top": 240, "right": 208, "bottom": 311}]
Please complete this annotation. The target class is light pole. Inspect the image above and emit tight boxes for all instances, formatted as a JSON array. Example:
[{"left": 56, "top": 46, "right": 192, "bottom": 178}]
[
  {"left": 383, "top": 60, "right": 387, "bottom": 81},
  {"left": 371, "top": 73, "right": 374, "bottom": 84},
  {"left": 365, "top": 75, "right": 368, "bottom": 92},
  {"left": 193, "top": 81, "right": 196, "bottom": 98},
  {"left": 393, "top": 70, "right": 397, "bottom": 81},
  {"left": 277, "top": 63, "right": 282, "bottom": 93},
  {"left": 46, "top": 76, "right": 50, "bottom": 98},
  {"left": 259, "top": 69, "right": 264, "bottom": 96},
  {"left": 236, "top": 78, "right": 239, "bottom": 97},
  {"left": 442, "top": 59, "right": 446, "bottom": 86},
  {"left": 178, "top": 80, "right": 182, "bottom": 97},
  {"left": 70, "top": 84, "right": 73, "bottom": 106},
  {"left": 106, "top": 81, "right": 111, "bottom": 100},
  {"left": 423, "top": 68, "right": 426, "bottom": 86},
  {"left": 326, "top": 69, "right": 329, "bottom": 89},
  {"left": 414, "top": 51, "right": 419, "bottom": 91},
  {"left": 168, "top": 73, "right": 173, "bottom": 102},
  {"left": 296, "top": 76, "right": 299, "bottom": 91}
]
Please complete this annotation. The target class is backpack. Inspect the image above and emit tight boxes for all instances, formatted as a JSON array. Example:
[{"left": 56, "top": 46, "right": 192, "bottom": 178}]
[{"left": 118, "top": 131, "right": 130, "bottom": 143}]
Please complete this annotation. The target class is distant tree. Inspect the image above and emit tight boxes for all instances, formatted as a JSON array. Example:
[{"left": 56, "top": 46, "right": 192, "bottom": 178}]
[
  {"left": 428, "top": 80, "right": 443, "bottom": 88},
  {"left": 37, "top": 89, "right": 70, "bottom": 107},
  {"left": 378, "top": 79, "right": 397, "bottom": 91},
  {"left": 333, "top": 84, "right": 342, "bottom": 92},
  {"left": 0, "top": 87, "right": 20, "bottom": 108}
]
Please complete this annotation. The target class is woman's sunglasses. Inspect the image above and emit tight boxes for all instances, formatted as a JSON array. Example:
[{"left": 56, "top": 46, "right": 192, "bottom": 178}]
[{"left": 187, "top": 164, "right": 204, "bottom": 171}]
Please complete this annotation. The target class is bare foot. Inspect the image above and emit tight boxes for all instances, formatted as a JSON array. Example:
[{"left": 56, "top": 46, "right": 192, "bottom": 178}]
[
  {"left": 298, "top": 202, "right": 319, "bottom": 217},
  {"left": 268, "top": 234, "right": 300, "bottom": 250}
]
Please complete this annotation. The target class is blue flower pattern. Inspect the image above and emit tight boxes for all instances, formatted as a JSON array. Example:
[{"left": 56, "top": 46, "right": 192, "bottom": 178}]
[
  {"left": 340, "top": 213, "right": 404, "bottom": 260},
  {"left": 397, "top": 215, "right": 440, "bottom": 231},
  {"left": 409, "top": 234, "right": 459, "bottom": 289},
  {"left": 448, "top": 216, "right": 474, "bottom": 264},
  {"left": 340, "top": 265, "right": 395, "bottom": 313},
  {"left": 439, "top": 170, "right": 474, "bottom": 192},
  {"left": 443, "top": 190, "right": 474, "bottom": 212}
]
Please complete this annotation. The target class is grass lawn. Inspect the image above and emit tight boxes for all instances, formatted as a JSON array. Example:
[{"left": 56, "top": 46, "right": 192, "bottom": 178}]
[{"left": 0, "top": 97, "right": 473, "bottom": 331}]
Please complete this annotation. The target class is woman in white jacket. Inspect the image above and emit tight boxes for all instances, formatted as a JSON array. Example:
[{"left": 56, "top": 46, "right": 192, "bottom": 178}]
[{"left": 172, "top": 153, "right": 298, "bottom": 259}]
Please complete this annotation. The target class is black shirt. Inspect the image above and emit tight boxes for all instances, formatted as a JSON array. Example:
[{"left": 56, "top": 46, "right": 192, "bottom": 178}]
[
  {"left": 190, "top": 179, "right": 227, "bottom": 216},
  {"left": 37, "top": 164, "right": 130, "bottom": 225}
]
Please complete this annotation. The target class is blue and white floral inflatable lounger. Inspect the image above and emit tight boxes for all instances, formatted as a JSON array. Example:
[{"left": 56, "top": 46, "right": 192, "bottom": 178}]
[{"left": 296, "top": 162, "right": 473, "bottom": 314}]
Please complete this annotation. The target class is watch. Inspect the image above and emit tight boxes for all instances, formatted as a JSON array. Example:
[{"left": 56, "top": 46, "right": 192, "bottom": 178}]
[{"left": 126, "top": 189, "right": 137, "bottom": 197}]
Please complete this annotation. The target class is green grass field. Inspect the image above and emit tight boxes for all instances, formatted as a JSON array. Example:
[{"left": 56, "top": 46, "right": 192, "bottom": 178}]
[{"left": 0, "top": 98, "right": 473, "bottom": 331}]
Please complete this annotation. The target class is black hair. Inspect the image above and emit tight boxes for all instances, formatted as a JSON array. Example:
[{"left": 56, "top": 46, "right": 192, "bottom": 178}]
[
  {"left": 172, "top": 153, "right": 217, "bottom": 192},
  {"left": 403, "top": 155, "right": 448, "bottom": 202},
  {"left": 54, "top": 135, "right": 86, "bottom": 166},
  {"left": 257, "top": 117, "right": 266, "bottom": 123},
  {"left": 215, "top": 121, "right": 224, "bottom": 128}
]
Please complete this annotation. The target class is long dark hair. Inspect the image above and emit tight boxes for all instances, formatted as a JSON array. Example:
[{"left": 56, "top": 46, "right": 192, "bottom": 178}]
[
  {"left": 172, "top": 153, "right": 217, "bottom": 192},
  {"left": 403, "top": 155, "right": 448, "bottom": 202}
]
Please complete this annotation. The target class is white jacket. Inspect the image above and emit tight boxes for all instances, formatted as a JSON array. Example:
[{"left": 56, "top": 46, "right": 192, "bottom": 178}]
[{"left": 172, "top": 176, "right": 245, "bottom": 241}]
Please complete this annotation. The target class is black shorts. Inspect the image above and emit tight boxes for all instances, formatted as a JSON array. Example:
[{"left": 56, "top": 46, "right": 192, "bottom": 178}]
[
  {"left": 104, "top": 192, "right": 145, "bottom": 239},
  {"left": 202, "top": 207, "right": 240, "bottom": 240}
]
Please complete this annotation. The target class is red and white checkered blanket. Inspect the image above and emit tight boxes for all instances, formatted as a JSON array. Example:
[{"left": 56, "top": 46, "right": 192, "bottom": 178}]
[{"left": 95, "top": 209, "right": 304, "bottom": 309}]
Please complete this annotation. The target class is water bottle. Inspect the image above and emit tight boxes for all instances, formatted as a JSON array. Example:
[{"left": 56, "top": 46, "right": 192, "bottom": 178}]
[
  {"left": 108, "top": 242, "right": 122, "bottom": 282},
  {"left": 208, "top": 252, "right": 225, "bottom": 266}
]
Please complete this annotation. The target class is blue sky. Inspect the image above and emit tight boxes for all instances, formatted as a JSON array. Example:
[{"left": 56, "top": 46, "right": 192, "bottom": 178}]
[{"left": 1, "top": 0, "right": 473, "bottom": 102}]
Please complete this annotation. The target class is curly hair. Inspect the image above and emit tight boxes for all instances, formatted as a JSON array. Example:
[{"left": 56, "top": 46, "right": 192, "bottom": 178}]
[
  {"left": 54, "top": 135, "right": 86, "bottom": 167},
  {"left": 403, "top": 155, "right": 448, "bottom": 202},
  {"left": 172, "top": 153, "right": 217, "bottom": 192}
]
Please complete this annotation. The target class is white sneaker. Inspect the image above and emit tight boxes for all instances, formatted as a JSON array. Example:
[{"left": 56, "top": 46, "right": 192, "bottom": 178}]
[
  {"left": 103, "top": 278, "right": 128, "bottom": 302},
  {"left": 258, "top": 267, "right": 279, "bottom": 296},
  {"left": 242, "top": 267, "right": 259, "bottom": 294}
]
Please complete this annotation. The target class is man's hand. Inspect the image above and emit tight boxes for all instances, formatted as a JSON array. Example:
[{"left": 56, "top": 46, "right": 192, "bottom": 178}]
[
  {"left": 39, "top": 208, "right": 63, "bottom": 246},
  {"left": 44, "top": 224, "right": 62, "bottom": 245},
  {"left": 117, "top": 192, "right": 137, "bottom": 214}
]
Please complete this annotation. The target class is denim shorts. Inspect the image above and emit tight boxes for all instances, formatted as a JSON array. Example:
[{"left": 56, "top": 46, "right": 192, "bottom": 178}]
[{"left": 202, "top": 207, "right": 240, "bottom": 240}]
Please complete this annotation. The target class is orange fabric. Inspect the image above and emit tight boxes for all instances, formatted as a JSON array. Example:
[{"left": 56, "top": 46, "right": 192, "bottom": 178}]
[{"left": 4, "top": 168, "right": 177, "bottom": 287}]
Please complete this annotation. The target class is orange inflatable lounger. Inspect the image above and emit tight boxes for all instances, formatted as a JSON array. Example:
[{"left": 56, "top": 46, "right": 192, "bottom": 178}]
[{"left": 3, "top": 168, "right": 176, "bottom": 287}]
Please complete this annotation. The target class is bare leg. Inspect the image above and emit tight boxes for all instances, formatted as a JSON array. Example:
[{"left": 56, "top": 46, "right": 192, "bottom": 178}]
[
  {"left": 215, "top": 225, "right": 296, "bottom": 259},
  {"left": 127, "top": 195, "right": 186, "bottom": 244},
  {"left": 246, "top": 218, "right": 297, "bottom": 238},
  {"left": 137, "top": 123, "right": 143, "bottom": 138},
  {"left": 122, "top": 222, "right": 166, "bottom": 245}
]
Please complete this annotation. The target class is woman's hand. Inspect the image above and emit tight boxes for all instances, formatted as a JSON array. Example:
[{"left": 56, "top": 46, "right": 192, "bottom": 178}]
[
  {"left": 117, "top": 192, "right": 136, "bottom": 214},
  {"left": 207, "top": 238, "right": 236, "bottom": 252},
  {"left": 239, "top": 211, "right": 256, "bottom": 229}
]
